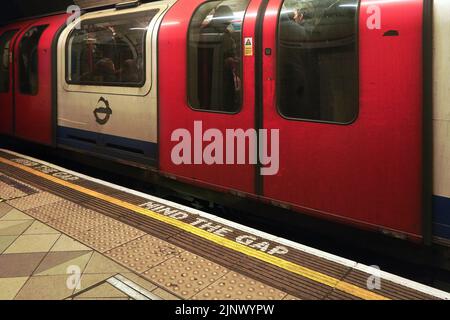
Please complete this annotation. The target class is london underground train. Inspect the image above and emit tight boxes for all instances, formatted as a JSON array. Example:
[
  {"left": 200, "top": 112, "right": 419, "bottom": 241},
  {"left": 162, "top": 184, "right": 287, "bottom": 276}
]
[{"left": 0, "top": 0, "right": 448, "bottom": 250}]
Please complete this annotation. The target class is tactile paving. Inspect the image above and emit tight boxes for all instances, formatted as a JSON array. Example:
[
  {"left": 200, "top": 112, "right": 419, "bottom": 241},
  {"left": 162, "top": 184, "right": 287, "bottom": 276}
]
[
  {"left": 25, "top": 200, "right": 83, "bottom": 223},
  {"left": 75, "top": 219, "right": 146, "bottom": 252},
  {"left": 7, "top": 192, "right": 63, "bottom": 212},
  {"left": 0, "top": 182, "right": 26, "bottom": 200},
  {"left": 0, "top": 175, "right": 39, "bottom": 195},
  {"left": 47, "top": 212, "right": 106, "bottom": 237},
  {"left": 105, "top": 235, "right": 184, "bottom": 273},
  {"left": 143, "top": 251, "right": 229, "bottom": 299},
  {"left": 192, "top": 272, "right": 287, "bottom": 300}
]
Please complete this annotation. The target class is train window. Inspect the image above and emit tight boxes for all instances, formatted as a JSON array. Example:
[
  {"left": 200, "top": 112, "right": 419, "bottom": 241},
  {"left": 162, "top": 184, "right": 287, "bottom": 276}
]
[
  {"left": 188, "top": 0, "right": 250, "bottom": 113},
  {"left": 66, "top": 10, "right": 159, "bottom": 87},
  {"left": 277, "top": 0, "right": 358, "bottom": 124},
  {"left": 19, "top": 25, "right": 48, "bottom": 95},
  {"left": 0, "top": 30, "right": 18, "bottom": 93}
]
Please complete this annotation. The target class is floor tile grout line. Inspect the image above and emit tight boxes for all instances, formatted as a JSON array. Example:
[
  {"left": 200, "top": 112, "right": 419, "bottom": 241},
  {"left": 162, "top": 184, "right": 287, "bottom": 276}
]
[
  {"left": 12, "top": 232, "right": 63, "bottom": 300},
  {"left": 0, "top": 214, "right": 40, "bottom": 255},
  {"left": 0, "top": 194, "right": 31, "bottom": 202},
  {"left": 70, "top": 249, "right": 96, "bottom": 297}
]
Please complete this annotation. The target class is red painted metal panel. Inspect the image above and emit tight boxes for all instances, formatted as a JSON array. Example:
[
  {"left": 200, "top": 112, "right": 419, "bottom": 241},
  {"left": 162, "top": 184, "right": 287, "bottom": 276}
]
[
  {"left": 13, "top": 14, "right": 68, "bottom": 145},
  {"left": 0, "top": 21, "right": 34, "bottom": 135},
  {"left": 261, "top": 0, "right": 423, "bottom": 239},
  {"left": 159, "top": 0, "right": 261, "bottom": 194}
]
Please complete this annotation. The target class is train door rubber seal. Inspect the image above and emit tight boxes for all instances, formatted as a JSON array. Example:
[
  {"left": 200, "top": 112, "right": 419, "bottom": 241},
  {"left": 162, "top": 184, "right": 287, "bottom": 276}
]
[
  {"left": 254, "top": 0, "right": 269, "bottom": 196},
  {"left": 422, "top": 0, "right": 433, "bottom": 245}
]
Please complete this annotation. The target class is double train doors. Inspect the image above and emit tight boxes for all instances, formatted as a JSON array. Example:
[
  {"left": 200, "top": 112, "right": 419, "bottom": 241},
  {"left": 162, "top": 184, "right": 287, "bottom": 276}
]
[{"left": 161, "top": 0, "right": 424, "bottom": 238}]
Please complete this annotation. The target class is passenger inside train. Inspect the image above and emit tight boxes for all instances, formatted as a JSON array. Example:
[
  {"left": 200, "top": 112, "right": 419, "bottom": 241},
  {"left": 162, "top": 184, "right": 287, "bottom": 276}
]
[
  {"left": 188, "top": 0, "right": 246, "bottom": 113},
  {"left": 278, "top": 0, "right": 357, "bottom": 123},
  {"left": 0, "top": 31, "right": 14, "bottom": 92},
  {"left": 68, "top": 10, "right": 156, "bottom": 86}
]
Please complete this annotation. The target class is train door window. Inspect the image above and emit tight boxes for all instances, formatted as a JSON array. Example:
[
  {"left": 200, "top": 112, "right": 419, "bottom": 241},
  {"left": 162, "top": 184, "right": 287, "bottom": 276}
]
[
  {"left": 66, "top": 10, "right": 159, "bottom": 87},
  {"left": 0, "top": 30, "right": 18, "bottom": 93},
  {"left": 18, "top": 25, "right": 48, "bottom": 95},
  {"left": 188, "top": 0, "right": 250, "bottom": 113},
  {"left": 277, "top": 0, "right": 358, "bottom": 124}
]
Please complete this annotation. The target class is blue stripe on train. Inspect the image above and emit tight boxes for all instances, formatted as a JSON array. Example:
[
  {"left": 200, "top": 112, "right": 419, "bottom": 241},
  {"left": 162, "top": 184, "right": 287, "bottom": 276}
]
[
  {"left": 57, "top": 126, "right": 157, "bottom": 163},
  {"left": 433, "top": 195, "right": 450, "bottom": 239}
]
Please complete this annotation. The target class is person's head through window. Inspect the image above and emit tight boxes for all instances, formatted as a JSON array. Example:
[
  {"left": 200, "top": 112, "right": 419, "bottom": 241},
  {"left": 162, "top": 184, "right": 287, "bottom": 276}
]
[
  {"left": 121, "top": 59, "right": 139, "bottom": 83},
  {"left": 95, "top": 58, "right": 116, "bottom": 82},
  {"left": 293, "top": 9, "right": 305, "bottom": 25},
  {"left": 210, "top": 5, "right": 234, "bottom": 33}
]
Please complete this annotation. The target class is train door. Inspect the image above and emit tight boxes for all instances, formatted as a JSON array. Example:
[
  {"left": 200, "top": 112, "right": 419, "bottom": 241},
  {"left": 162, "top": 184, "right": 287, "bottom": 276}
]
[
  {"left": 57, "top": 3, "right": 168, "bottom": 165},
  {"left": 13, "top": 14, "right": 68, "bottom": 145},
  {"left": 261, "top": 0, "right": 424, "bottom": 238},
  {"left": 159, "top": 0, "right": 262, "bottom": 194},
  {"left": 0, "top": 22, "right": 32, "bottom": 136}
]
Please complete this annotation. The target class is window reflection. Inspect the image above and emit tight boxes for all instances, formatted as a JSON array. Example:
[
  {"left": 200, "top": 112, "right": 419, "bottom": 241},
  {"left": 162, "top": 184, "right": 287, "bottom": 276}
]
[
  {"left": 188, "top": 0, "right": 250, "bottom": 113},
  {"left": 0, "top": 30, "right": 17, "bottom": 93},
  {"left": 19, "top": 25, "right": 48, "bottom": 95},
  {"left": 67, "top": 10, "right": 158, "bottom": 87},
  {"left": 278, "top": 0, "right": 358, "bottom": 123}
]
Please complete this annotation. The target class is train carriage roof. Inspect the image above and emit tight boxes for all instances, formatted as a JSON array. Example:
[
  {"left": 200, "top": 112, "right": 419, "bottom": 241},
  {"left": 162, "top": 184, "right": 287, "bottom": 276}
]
[{"left": 0, "top": 0, "right": 161, "bottom": 26}]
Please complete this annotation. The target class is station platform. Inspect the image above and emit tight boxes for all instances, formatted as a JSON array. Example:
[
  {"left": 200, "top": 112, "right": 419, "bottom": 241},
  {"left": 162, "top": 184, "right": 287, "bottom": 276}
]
[{"left": 0, "top": 148, "right": 449, "bottom": 301}]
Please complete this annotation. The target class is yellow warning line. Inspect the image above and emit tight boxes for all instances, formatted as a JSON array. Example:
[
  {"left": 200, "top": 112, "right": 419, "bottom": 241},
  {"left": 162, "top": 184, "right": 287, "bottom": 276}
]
[{"left": 0, "top": 156, "right": 389, "bottom": 300}]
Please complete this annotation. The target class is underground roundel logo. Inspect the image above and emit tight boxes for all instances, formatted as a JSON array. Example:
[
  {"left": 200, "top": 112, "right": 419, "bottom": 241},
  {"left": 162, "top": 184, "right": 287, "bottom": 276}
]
[{"left": 93, "top": 97, "right": 112, "bottom": 125}]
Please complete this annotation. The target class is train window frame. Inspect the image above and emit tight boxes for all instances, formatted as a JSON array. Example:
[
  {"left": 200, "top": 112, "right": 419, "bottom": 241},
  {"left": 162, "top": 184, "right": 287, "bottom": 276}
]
[
  {"left": 65, "top": 9, "right": 159, "bottom": 88},
  {"left": 275, "top": 0, "right": 360, "bottom": 125},
  {"left": 18, "top": 25, "right": 49, "bottom": 96},
  {"left": 0, "top": 29, "right": 18, "bottom": 93},
  {"left": 186, "top": 0, "right": 251, "bottom": 115}
]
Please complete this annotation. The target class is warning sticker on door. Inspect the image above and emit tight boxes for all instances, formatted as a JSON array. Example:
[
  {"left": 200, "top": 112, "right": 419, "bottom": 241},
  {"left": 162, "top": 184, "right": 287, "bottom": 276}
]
[{"left": 244, "top": 37, "right": 253, "bottom": 56}]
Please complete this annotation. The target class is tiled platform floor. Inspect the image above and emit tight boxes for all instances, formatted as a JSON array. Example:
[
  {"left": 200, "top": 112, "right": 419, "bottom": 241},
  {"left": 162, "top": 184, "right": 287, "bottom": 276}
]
[
  {"left": 1, "top": 150, "right": 447, "bottom": 301},
  {"left": 0, "top": 193, "right": 292, "bottom": 300},
  {"left": 0, "top": 202, "right": 180, "bottom": 300}
]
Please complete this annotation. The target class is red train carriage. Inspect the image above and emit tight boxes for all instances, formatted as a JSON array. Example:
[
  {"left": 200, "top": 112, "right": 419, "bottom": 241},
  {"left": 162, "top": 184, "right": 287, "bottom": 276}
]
[{"left": 0, "top": 0, "right": 447, "bottom": 248}]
